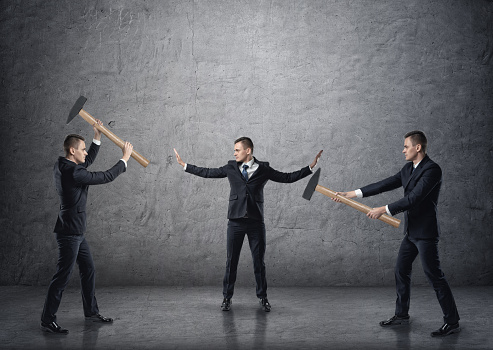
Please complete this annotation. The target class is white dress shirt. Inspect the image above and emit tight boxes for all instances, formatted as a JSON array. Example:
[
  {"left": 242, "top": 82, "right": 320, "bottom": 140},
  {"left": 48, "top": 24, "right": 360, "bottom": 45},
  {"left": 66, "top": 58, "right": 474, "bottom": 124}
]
[{"left": 239, "top": 158, "right": 259, "bottom": 178}]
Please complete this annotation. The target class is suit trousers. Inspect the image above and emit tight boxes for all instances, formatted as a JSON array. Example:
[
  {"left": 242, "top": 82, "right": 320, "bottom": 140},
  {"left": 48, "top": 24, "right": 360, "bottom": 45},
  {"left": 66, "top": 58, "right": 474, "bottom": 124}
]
[
  {"left": 41, "top": 233, "right": 99, "bottom": 323},
  {"left": 223, "top": 219, "right": 267, "bottom": 299},
  {"left": 394, "top": 235, "right": 460, "bottom": 324}
]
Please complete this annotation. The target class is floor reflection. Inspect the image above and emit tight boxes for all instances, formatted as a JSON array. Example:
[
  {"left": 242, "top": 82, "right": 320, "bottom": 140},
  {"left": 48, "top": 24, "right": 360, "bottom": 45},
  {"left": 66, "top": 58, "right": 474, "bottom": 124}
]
[
  {"left": 221, "top": 306, "right": 269, "bottom": 349},
  {"left": 222, "top": 309, "right": 239, "bottom": 349},
  {"left": 253, "top": 308, "right": 268, "bottom": 349},
  {"left": 82, "top": 320, "right": 105, "bottom": 349},
  {"left": 388, "top": 323, "right": 411, "bottom": 348}
]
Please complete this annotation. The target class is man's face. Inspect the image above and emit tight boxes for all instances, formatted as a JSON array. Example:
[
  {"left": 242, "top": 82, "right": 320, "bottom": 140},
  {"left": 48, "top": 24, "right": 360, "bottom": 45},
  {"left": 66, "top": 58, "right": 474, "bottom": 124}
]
[
  {"left": 402, "top": 137, "right": 420, "bottom": 162},
  {"left": 234, "top": 142, "right": 251, "bottom": 163},
  {"left": 72, "top": 140, "right": 88, "bottom": 164}
]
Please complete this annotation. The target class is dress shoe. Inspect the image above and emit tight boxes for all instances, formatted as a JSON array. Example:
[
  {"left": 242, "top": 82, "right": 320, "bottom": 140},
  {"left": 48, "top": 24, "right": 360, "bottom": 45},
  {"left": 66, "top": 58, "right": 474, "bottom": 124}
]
[
  {"left": 259, "top": 297, "right": 271, "bottom": 312},
  {"left": 40, "top": 321, "right": 69, "bottom": 334},
  {"left": 85, "top": 313, "right": 113, "bottom": 323},
  {"left": 379, "top": 315, "right": 410, "bottom": 326},
  {"left": 431, "top": 322, "right": 461, "bottom": 337},
  {"left": 221, "top": 298, "right": 232, "bottom": 311}
]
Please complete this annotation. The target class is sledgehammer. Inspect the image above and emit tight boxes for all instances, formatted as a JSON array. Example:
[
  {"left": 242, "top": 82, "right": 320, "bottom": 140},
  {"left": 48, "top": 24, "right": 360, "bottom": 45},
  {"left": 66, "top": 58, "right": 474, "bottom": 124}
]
[
  {"left": 67, "top": 96, "right": 150, "bottom": 167},
  {"left": 302, "top": 169, "right": 401, "bottom": 228}
]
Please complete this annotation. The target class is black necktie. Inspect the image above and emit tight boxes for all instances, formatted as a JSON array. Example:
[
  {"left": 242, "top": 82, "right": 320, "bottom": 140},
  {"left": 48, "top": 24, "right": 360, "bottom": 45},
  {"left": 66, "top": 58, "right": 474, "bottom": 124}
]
[{"left": 242, "top": 164, "right": 249, "bottom": 180}]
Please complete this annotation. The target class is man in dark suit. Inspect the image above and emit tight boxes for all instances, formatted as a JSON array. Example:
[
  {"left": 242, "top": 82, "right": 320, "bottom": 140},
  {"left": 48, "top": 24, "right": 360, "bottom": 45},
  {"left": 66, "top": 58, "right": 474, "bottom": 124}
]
[
  {"left": 41, "top": 120, "right": 133, "bottom": 334},
  {"left": 174, "top": 138, "right": 322, "bottom": 312},
  {"left": 334, "top": 130, "right": 460, "bottom": 337}
]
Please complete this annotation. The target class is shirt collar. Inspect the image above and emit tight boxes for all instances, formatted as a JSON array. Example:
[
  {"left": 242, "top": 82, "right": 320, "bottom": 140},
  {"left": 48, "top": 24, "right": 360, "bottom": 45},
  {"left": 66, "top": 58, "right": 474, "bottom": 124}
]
[{"left": 242, "top": 158, "right": 255, "bottom": 168}]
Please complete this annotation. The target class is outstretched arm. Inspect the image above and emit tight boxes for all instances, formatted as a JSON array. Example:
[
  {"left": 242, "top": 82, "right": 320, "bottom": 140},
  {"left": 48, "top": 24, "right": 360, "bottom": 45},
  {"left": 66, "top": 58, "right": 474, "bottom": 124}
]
[
  {"left": 174, "top": 148, "right": 185, "bottom": 168},
  {"left": 174, "top": 148, "right": 227, "bottom": 178},
  {"left": 367, "top": 206, "right": 387, "bottom": 219},
  {"left": 310, "top": 150, "right": 323, "bottom": 170},
  {"left": 268, "top": 150, "right": 323, "bottom": 183},
  {"left": 332, "top": 191, "right": 357, "bottom": 201},
  {"left": 333, "top": 191, "right": 388, "bottom": 220}
]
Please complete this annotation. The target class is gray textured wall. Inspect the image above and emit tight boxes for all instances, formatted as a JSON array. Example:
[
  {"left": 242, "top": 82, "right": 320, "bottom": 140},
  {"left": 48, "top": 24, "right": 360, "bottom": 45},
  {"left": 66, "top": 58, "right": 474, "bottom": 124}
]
[{"left": 1, "top": 0, "right": 492, "bottom": 287}]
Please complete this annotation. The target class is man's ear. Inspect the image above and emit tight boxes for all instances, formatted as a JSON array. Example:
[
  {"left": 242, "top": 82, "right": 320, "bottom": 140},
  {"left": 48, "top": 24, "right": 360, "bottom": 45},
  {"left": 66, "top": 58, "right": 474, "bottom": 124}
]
[
  {"left": 69, "top": 146, "right": 76, "bottom": 156},
  {"left": 416, "top": 144, "right": 422, "bottom": 153}
]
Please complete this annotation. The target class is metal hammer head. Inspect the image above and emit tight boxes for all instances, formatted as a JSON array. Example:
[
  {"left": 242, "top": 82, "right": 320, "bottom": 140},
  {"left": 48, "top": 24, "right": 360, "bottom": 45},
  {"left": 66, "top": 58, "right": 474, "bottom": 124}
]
[
  {"left": 67, "top": 96, "right": 87, "bottom": 124},
  {"left": 302, "top": 168, "right": 321, "bottom": 200}
]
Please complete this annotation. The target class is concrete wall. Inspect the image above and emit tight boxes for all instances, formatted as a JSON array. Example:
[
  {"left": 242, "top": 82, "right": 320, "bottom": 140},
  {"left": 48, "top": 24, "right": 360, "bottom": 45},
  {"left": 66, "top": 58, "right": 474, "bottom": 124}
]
[{"left": 1, "top": 0, "right": 492, "bottom": 287}]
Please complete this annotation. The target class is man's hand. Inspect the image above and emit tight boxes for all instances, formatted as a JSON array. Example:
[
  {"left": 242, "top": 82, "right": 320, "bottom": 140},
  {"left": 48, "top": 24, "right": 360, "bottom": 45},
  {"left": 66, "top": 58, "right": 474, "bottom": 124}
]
[
  {"left": 332, "top": 191, "right": 357, "bottom": 202},
  {"left": 122, "top": 142, "right": 133, "bottom": 162},
  {"left": 367, "top": 206, "right": 387, "bottom": 220},
  {"left": 93, "top": 119, "right": 103, "bottom": 141},
  {"left": 174, "top": 148, "right": 185, "bottom": 167},
  {"left": 310, "top": 150, "right": 323, "bottom": 169}
]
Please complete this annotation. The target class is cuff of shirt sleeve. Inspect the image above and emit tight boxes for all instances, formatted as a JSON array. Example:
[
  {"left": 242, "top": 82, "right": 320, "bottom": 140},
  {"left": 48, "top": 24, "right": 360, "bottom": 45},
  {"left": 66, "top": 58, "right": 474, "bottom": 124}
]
[
  {"left": 385, "top": 205, "right": 391, "bottom": 216},
  {"left": 120, "top": 159, "right": 127, "bottom": 168},
  {"left": 355, "top": 189, "right": 363, "bottom": 198},
  {"left": 184, "top": 163, "right": 187, "bottom": 171},
  {"left": 93, "top": 139, "right": 101, "bottom": 146}
]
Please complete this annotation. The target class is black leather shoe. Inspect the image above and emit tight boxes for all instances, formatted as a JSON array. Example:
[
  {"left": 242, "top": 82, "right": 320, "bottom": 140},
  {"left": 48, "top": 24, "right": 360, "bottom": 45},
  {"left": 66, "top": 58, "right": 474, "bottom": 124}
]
[
  {"left": 221, "top": 298, "right": 232, "bottom": 311},
  {"left": 431, "top": 322, "right": 461, "bottom": 337},
  {"left": 259, "top": 298, "right": 271, "bottom": 312},
  {"left": 40, "top": 321, "right": 69, "bottom": 334},
  {"left": 85, "top": 313, "right": 113, "bottom": 323},
  {"left": 379, "top": 315, "right": 410, "bottom": 326}
]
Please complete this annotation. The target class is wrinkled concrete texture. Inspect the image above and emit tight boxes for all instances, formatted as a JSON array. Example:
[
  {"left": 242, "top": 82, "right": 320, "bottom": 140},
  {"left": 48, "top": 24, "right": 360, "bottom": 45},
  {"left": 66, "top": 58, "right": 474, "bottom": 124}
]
[{"left": 0, "top": 0, "right": 492, "bottom": 287}]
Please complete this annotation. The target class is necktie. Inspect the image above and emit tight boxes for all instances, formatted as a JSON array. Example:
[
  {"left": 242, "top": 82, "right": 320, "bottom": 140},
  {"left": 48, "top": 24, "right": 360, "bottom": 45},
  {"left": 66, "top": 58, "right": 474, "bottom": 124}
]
[{"left": 242, "top": 164, "right": 249, "bottom": 181}]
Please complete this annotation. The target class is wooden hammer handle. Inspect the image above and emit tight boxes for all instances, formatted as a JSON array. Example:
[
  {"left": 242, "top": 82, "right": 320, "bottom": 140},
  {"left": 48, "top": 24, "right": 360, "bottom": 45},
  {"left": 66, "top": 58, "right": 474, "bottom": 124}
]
[
  {"left": 316, "top": 185, "right": 401, "bottom": 228},
  {"left": 79, "top": 109, "right": 150, "bottom": 168}
]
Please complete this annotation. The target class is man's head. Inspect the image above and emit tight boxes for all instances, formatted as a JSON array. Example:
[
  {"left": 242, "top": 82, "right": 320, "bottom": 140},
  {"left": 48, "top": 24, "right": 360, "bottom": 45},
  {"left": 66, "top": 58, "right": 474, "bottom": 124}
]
[
  {"left": 64, "top": 134, "right": 87, "bottom": 164},
  {"left": 234, "top": 137, "right": 254, "bottom": 163},
  {"left": 403, "top": 130, "right": 427, "bottom": 163}
]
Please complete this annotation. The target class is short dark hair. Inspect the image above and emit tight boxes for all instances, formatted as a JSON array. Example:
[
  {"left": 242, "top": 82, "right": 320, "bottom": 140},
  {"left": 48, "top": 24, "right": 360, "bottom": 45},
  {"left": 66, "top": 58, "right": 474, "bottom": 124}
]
[
  {"left": 234, "top": 137, "right": 254, "bottom": 153},
  {"left": 404, "top": 130, "right": 427, "bottom": 153},
  {"left": 63, "top": 134, "right": 85, "bottom": 156}
]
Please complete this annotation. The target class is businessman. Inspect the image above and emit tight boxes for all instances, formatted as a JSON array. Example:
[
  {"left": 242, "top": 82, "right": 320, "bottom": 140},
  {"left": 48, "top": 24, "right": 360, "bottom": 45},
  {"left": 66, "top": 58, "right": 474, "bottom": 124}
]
[
  {"left": 174, "top": 137, "right": 322, "bottom": 312},
  {"left": 334, "top": 130, "right": 460, "bottom": 337},
  {"left": 41, "top": 120, "right": 133, "bottom": 334}
]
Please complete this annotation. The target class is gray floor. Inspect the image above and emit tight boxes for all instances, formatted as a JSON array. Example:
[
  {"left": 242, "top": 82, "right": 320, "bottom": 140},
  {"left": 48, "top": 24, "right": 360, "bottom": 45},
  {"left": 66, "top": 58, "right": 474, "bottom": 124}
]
[{"left": 0, "top": 285, "right": 491, "bottom": 350}]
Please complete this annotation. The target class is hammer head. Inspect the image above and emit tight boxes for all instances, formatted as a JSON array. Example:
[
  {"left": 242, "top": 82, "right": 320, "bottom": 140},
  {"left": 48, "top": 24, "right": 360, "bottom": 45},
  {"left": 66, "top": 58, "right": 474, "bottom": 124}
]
[
  {"left": 67, "top": 96, "right": 87, "bottom": 124},
  {"left": 302, "top": 168, "right": 321, "bottom": 200}
]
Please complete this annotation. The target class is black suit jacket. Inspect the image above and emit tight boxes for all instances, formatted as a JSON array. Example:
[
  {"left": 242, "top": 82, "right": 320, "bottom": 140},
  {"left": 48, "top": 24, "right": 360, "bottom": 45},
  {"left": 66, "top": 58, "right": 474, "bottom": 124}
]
[
  {"left": 186, "top": 158, "right": 312, "bottom": 221},
  {"left": 53, "top": 142, "right": 126, "bottom": 235},
  {"left": 360, "top": 155, "right": 442, "bottom": 239}
]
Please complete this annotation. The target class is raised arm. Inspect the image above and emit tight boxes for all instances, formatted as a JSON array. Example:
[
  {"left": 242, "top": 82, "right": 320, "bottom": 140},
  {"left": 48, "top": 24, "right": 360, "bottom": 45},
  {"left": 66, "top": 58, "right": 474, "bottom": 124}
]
[
  {"left": 174, "top": 148, "right": 185, "bottom": 167},
  {"left": 310, "top": 150, "right": 323, "bottom": 170},
  {"left": 74, "top": 141, "right": 132, "bottom": 186},
  {"left": 81, "top": 119, "right": 104, "bottom": 167}
]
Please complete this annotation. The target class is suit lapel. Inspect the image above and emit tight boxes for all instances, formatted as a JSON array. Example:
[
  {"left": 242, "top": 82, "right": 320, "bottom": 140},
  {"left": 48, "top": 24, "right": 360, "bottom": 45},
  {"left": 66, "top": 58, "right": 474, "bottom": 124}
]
[
  {"left": 248, "top": 158, "right": 262, "bottom": 180},
  {"left": 404, "top": 155, "right": 429, "bottom": 189},
  {"left": 403, "top": 163, "right": 414, "bottom": 189},
  {"left": 231, "top": 160, "right": 246, "bottom": 182}
]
